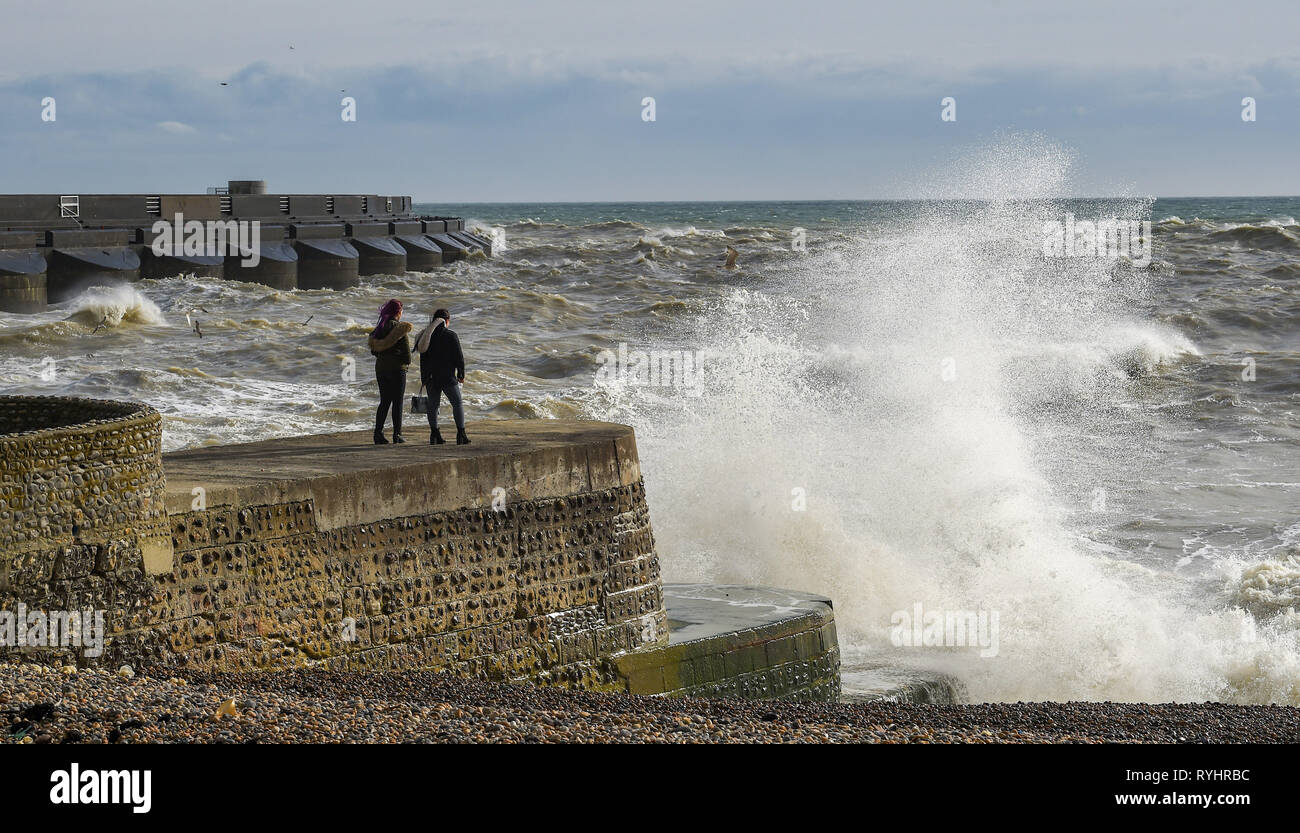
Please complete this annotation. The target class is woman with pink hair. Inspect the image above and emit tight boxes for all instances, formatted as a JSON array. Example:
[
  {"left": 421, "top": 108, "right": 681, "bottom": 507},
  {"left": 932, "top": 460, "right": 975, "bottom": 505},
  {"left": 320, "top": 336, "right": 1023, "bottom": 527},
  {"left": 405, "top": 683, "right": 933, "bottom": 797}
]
[{"left": 367, "top": 298, "right": 412, "bottom": 443}]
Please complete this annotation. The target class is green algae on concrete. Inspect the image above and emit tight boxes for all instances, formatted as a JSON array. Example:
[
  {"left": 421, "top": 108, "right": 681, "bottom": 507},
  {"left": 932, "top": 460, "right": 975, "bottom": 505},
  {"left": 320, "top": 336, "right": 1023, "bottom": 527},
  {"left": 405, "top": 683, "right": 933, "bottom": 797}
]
[
  {"left": 612, "top": 584, "right": 841, "bottom": 702},
  {"left": 839, "top": 662, "right": 963, "bottom": 704}
]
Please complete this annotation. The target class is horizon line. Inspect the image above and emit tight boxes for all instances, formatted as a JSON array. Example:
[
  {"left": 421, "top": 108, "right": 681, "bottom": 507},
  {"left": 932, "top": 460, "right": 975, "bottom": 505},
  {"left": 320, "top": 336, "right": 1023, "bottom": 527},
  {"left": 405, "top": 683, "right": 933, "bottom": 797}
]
[{"left": 413, "top": 195, "right": 1300, "bottom": 204}]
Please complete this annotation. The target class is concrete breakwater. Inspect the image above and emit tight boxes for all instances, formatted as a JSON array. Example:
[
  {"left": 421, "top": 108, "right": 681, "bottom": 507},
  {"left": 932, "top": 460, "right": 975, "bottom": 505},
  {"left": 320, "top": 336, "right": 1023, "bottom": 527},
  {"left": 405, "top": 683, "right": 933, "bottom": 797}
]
[
  {"left": 0, "top": 180, "right": 494, "bottom": 313},
  {"left": 0, "top": 396, "right": 841, "bottom": 701}
]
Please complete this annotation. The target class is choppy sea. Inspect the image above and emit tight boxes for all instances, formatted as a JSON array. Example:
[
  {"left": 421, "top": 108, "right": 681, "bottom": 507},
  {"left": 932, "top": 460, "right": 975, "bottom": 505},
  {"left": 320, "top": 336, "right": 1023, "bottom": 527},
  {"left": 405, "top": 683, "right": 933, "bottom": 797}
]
[{"left": 3, "top": 144, "right": 1298, "bottom": 704}]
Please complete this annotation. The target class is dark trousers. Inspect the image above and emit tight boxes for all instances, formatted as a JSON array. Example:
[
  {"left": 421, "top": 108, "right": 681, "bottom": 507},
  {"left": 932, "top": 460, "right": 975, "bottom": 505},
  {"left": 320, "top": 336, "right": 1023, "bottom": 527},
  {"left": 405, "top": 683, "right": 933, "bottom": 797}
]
[
  {"left": 425, "top": 379, "right": 465, "bottom": 433},
  {"left": 375, "top": 368, "right": 407, "bottom": 436}
]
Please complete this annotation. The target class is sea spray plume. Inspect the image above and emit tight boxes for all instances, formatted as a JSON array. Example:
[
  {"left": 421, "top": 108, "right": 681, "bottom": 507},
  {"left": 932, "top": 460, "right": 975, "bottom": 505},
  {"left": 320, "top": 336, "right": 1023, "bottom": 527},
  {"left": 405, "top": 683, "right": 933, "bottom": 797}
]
[
  {"left": 607, "top": 135, "right": 1300, "bottom": 704},
  {"left": 62, "top": 285, "right": 166, "bottom": 328}
]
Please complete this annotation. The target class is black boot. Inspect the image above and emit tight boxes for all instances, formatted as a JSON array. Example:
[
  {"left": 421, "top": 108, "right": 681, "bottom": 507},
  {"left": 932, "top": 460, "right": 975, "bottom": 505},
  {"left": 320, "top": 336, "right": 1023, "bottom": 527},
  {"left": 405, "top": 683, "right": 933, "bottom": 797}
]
[
  {"left": 374, "top": 431, "right": 389, "bottom": 445},
  {"left": 456, "top": 429, "right": 470, "bottom": 445},
  {"left": 430, "top": 428, "right": 445, "bottom": 445},
  {"left": 392, "top": 433, "right": 406, "bottom": 443}
]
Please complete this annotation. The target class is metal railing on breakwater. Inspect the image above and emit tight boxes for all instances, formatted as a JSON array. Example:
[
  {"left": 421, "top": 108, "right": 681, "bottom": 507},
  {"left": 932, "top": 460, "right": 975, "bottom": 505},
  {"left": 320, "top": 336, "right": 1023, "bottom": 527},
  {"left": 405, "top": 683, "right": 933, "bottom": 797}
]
[{"left": 0, "top": 180, "right": 493, "bottom": 312}]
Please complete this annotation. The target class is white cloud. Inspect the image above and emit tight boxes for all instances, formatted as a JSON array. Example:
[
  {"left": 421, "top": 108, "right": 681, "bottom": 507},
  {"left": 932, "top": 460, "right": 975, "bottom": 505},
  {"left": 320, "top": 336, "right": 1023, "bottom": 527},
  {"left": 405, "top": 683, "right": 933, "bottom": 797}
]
[{"left": 157, "top": 120, "right": 197, "bottom": 134}]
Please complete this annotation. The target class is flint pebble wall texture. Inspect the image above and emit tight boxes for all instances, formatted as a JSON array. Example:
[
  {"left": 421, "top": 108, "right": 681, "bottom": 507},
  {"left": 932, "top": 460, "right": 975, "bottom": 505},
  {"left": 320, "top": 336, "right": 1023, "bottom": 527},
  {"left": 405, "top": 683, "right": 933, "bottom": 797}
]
[
  {"left": 0, "top": 397, "right": 667, "bottom": 690},
  {"left": 0, "top": 397, "right": 171, "bottom": 666},
  {"left": 2, "top": 397, "right": 840, "bottom": 701}
]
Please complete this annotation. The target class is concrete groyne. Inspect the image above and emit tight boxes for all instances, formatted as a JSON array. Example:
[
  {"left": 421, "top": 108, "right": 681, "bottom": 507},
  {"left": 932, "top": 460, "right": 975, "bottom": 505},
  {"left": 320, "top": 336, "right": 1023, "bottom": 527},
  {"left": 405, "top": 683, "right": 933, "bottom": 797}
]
[
  {"left": 0, "top": 181, "right": 492, "bottom": 313},
  {"left": 0, "top": 396, "right": 841, "bottom": 702}
]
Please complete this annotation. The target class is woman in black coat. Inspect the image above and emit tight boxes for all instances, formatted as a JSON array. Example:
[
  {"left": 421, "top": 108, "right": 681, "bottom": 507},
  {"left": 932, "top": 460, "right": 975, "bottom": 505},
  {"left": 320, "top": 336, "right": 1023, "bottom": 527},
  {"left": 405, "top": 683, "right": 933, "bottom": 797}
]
[{"left": 368, "top": 298, "right": 413, "bottom": 444}]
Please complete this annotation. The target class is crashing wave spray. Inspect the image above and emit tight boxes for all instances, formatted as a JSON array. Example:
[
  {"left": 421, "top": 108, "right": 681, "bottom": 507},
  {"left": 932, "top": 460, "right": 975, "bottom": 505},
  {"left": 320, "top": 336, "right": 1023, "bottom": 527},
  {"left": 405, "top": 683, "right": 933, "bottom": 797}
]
[
  {"left": 595, "top": 136, "right": 1300, "bottom": 704},
  {"left": 62, "top": 285, "right": 167, "bottom": 328}
]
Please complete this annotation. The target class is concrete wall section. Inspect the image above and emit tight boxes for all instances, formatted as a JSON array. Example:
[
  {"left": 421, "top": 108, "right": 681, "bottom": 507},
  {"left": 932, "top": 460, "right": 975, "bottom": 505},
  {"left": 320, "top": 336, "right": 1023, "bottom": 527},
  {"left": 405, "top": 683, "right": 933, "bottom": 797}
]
[
  {"left": 292, "top": 239, "right": 359, "bottom": 289},
  {"left": 44, "top": 247, "right": 141, "bottom": 303},
  {"left": 394, "top": 235, "right": 443, "bottom": 270},
  {"left": 429, "top": 233, "right": 468, "bottom": 261},
  {"left": 0, "top": 398, "right": 843, "bottom": 701},
  {"left": 121, "top": 422, "right": 667, "bottom": 684},
  {"left": 0, "top": 255, "right": 47, "bottom": 313},
  {"left": 612, "top": 585, "right": 841, "bottom": 702},
  {"left": 349, "top": 234, "right": 407, "bottom": 276},
  {"left": 224, "top": 243, "right": 298, "bottom": 289}
]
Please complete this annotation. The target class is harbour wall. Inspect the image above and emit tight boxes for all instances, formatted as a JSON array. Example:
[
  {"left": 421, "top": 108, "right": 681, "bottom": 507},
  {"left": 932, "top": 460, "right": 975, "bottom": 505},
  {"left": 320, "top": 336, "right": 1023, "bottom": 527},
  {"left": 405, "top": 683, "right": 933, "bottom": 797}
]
[
  {"left": 0, "top": 396, "right": 842, "bottom": 701},
  {"left": 0, "top": 183, "right": 493, "bottom": 313}
]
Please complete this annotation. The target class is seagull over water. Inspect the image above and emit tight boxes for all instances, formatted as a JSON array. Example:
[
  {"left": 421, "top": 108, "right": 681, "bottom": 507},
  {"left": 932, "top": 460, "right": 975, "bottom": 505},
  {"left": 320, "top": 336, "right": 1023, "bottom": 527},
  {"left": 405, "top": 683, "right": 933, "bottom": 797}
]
[{"left": 185, "top": 306, "right": 210, "bottom": 338}]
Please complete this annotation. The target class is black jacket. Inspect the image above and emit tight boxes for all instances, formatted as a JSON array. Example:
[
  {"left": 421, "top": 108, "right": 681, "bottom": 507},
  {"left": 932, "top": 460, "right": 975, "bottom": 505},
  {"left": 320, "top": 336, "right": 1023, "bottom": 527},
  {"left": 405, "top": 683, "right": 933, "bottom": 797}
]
[{"left": 419, "top": 322, "right": 465, "bottom": 385}]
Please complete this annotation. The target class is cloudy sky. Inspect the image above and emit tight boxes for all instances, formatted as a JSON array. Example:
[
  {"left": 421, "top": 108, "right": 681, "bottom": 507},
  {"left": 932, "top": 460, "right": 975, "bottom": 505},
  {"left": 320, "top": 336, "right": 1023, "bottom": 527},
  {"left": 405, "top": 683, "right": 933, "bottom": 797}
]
[{"left": 1, "top": 0, "right": 1296, "bottom": 200}]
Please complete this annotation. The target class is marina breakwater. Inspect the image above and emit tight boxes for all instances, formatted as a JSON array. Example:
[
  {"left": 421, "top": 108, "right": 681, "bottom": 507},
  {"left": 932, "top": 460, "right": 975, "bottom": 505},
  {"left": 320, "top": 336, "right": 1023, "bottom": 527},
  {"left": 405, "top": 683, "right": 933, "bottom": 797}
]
[
  {"left": 0, "top": 395, "right": 841, "bottom": 701},
  {"left": 0, "top": 180, "right": 493, "bottom": 313}
]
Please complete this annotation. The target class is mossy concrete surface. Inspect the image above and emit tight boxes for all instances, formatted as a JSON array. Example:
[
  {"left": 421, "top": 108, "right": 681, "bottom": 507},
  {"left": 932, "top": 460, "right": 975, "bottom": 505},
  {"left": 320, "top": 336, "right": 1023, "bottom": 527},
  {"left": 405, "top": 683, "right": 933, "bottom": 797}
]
[{"left": 613, "top": 584, "right": 841, "bottom": 702}]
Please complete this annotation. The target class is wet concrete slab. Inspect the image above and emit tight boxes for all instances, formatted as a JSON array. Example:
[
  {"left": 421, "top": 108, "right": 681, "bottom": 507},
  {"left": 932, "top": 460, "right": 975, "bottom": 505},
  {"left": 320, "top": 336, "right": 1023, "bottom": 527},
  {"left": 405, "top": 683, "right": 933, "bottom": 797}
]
[
  {"left": 662, "top": 584, "right": 834, "bottom": 646},
  {"left": 612, "top": 584, "right": 841, "bottom": 701},
  {"left": 159, "top": 419, "right": 643, "bottom": 524},
  {"left": 839, "top": 662, "right": 963, "bottom": 704},
  {"left": 654, "top": 585, "right": 960, "bottom": 703}
]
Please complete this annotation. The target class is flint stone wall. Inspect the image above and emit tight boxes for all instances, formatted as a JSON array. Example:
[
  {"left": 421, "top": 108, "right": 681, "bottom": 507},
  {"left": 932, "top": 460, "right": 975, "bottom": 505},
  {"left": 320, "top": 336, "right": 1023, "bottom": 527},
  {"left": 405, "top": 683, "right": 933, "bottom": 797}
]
[
  {"left": 131, "top": 481, "right": 665, "bottom": 687},
  {"left": 0, "top": 397, "right": 172, "bottom": 665},
  {"left": 1, "top": 400, "right": 667, "bottom": 689}
]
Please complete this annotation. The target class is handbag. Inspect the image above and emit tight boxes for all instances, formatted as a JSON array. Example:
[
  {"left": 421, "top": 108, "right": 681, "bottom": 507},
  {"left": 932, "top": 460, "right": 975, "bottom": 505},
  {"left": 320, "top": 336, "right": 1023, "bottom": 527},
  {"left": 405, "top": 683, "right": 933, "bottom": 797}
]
[{"left": 410, "top": 381, "right": 428, "bottom": 414}]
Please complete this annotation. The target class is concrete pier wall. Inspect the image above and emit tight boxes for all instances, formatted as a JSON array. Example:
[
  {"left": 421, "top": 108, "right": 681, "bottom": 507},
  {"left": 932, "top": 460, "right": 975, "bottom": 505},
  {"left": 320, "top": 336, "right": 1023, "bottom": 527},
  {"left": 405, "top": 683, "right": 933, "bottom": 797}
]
[
  {"left": 0, "top": 185, "right": 475, "bottom": 312},
  {"left": 0, "top": 400, "right": 669, "bottom": 689},
  {"left": 615, "top": 585, "right": 841, "bottom": 701},
  {"left": 0, "top": 396, "right": 841, "bottom": 701},
  {"left": 0, "top": 234, "right": 45, "bottom": 312},
  {"left": 149, "top": 423, "right": 667, "bottom": 684}
]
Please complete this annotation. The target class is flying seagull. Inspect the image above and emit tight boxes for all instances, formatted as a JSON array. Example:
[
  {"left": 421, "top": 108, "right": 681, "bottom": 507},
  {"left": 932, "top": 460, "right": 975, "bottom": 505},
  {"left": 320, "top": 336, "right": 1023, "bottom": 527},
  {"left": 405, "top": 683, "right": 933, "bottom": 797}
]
[
  {"left": 185, "top": 306, "right": 210, "bottom": 338},
  {"left": 91, "top": 314, "right": 108, "bottom": 334}
]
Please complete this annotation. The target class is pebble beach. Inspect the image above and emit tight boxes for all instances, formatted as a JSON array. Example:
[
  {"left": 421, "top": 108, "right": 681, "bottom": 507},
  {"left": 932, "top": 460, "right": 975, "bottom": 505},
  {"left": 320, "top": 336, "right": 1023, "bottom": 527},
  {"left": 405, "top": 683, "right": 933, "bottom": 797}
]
[{"left": 4, "top": 663, "right": 1298, "bottom": 745}]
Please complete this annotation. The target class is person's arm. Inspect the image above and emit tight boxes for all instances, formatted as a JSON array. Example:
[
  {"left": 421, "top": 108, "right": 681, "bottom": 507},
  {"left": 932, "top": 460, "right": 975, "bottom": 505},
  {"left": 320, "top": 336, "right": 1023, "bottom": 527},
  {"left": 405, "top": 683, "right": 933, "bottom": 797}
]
[{"left": 452, "top": 332, "right": 465, "bottom": 381}]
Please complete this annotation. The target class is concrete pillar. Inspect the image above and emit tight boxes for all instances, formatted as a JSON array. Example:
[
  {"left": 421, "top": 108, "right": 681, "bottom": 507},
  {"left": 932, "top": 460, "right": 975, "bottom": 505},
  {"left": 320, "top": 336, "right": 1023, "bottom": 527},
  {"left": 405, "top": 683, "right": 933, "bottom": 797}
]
[
  {"left": 46, "top": 248, "right": 141, "bottom": 303},
  {"left": 140, "top": 251, "right": 225, "bottom": 280},
  {"left": 0, "top": 231, "right": 47, "bottom": 312},
  {"left": 347, "top": 223, "right": 406, "bottom": 276},
  {"left": 0, "top": 261, "right": 47, "bottom": 313},
  {"left": 394, "top": 235, "right": 443, "bottom": 270},
  {"left": 293, "top": 239, "right": 359, "bottom": 289},
  {"left": 428, "top": 233, "right": 468, "bottom": 262},
  {"left": 223, "top": 225, "right": 297, "bottom": 289}
]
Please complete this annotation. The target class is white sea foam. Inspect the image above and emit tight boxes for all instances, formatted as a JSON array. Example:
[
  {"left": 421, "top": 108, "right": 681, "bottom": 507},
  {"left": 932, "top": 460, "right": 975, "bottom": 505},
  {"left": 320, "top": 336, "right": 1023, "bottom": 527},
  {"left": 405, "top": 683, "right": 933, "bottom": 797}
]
[
  {"left": 467, "top": 219, "right": 508, "bottom": 251},
  {"left": 61, "top": 285, "right": 166, "bottom": 328},
  {"left": 596, "top": 137, "right": 1300, "bottom": 704}
]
